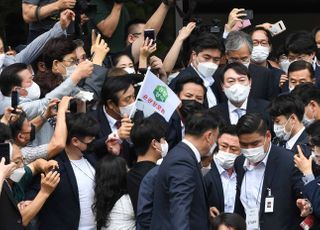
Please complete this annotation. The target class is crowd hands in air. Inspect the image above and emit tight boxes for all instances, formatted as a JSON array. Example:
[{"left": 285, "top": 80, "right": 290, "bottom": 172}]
[{"left": 1, "top": 0, "right": 320, "bottom": 229}]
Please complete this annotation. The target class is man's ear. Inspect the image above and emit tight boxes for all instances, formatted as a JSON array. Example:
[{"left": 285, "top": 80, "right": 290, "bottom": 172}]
[
  {"left": 52, "top": 60, "right": 60, "bottom": 72},
  {"left": 127, "top": 34, "right": 135, "bottom": 44},
  {"left": 37, "top": 61, "right": 47, "bottom": 73},
  {"left": 17, "top": 133, "right": 25, "bottom": 143}
]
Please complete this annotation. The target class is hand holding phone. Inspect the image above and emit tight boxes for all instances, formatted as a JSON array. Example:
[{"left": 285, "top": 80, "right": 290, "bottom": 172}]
[
  {"left": 239, "top": 9, "right": 253, "bottom": 20},
  {"left": 269, "top": 20, "right": 286, "bottom": 36},
  {"left": 144, "top": 29, "right": 156, "bottom": 44}
]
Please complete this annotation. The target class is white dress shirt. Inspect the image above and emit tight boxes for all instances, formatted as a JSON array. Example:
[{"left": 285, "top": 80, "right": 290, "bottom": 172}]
[
  {"left": 191, "top": 64, "right": 217, "bottom": 108},
  {"left": 181, "top": 121, "right": 185, "bottom": 138},
  {"left": 228, "top": 99, "right": 248, "bottom": 125},
  {"left": 182, "top": 139, "right": 201, "bottom": 163},
  {"left": 215, "top": 161, "right": 237, "bottom": 213},
  {"left": 240, "top": 144, "right": 271, "bottom": 211},
  {"left": 286, "top": 127, "right": 305, "bottom": 150},
  {"left": 103, "top": 106, "right": 118, "bottom": 133}
]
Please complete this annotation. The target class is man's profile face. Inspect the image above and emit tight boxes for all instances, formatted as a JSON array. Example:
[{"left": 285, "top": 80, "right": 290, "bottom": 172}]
[{"left": 191, "top": 48, "right": 221, "bottom": 67}]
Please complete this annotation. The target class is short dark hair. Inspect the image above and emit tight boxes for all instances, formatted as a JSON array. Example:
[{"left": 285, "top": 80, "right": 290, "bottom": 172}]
[
  {"left": 250, "top": 27, "right": 273, "bottom": 45},
  {"left": 291, "top": 83, "right": 320, "bottom": 106},
  {"left": 66, "top": 113, "right": 100, "bottom": 144},
  {"left": 0, "top": 63, "right": 26, "bottom": 96},
  {"left": 285, "top": 31, "right": 317, "bottom": 55},
  {"left": 220, "top": 62, "right": 251, "bottom": 83},
  {"left": 42, "top": 36, "right": 77, "bottom": 69},
  {"left": 212, "top": 213, "right": 246, "bottom": 230},
  {"left": 306, "top": 120, "right": 320, "bottom": 147},
  {"left": 9, "top": 111, "right": 27, "bottom": 140},
  {"left": 218, "top": 124, "right": 237, "bottom": 138},
  {"left": 185, "top": 109, "right": 220, "bottom": 137},
  {"left": 174, "top": 75, "right": 206, "bottom": 95},
  {"left": 100, "top": 76, "right": 134, "bottom": 106},
  {"left": 190, "top": 32, "right": 224, "bottom": 54},
  {"left": 0, "top": 123, "right": 12, "bottom": 143},
  {"left": 111, "top": 52, "right": 134, "bottom": 68},
  {"left": 288, "top": 60, "right": 314, "bottom": 80},
  {"left": 268, "top": 94, "right": 305, "bottom": 121},
  {"left": 125, "top": 18, "right": 146, "bottom": 38},
  {"left": 236, "top": 113, "right": 268, "bottom": 136},
  {"left": 130, "top": 116, "right": 167, "bottom": 156}
]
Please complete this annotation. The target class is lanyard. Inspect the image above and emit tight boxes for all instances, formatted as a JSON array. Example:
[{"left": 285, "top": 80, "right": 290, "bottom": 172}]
[
  {"left": 244, "top": 169, "right": 265, "bottom": 207},
  {"left": 70, "top": 159, "right": 95, "bottom": 182}
]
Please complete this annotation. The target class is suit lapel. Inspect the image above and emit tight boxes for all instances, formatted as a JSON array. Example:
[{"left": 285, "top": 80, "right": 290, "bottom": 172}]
[
  {"left": 97, "top": 105, "right": 112, "bottom": 137},
  {"left": 259, "top": 145, "right": 279, "bottom": 217},
  {"left": 221, "top": 103, "right": 231, "bottom": 124},
  {"left": 60, "top": 151, "right": 80, "bottom": 204},
  {"left": 211, "top": 161, "right": 225, "bottom": 210},
  {"left": 246, "top": 98, "right": 256, "bottom": 113},
  {"left": 3, "top": 182, "right": 20, "bottom": 212}
]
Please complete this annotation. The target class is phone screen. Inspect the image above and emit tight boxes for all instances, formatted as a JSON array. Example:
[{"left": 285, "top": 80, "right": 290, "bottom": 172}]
[
  {"left": 0, "top": 143, "right": 11, "bottom": 165},
  {"left": 144, "top": 29, "right": 156, "bottom": 43},
  {"left": 11, "top": 91, "right": 19, "bottom": 110},
  {"left": 239, "top": 10, "right": 253, "bottom": 20}
]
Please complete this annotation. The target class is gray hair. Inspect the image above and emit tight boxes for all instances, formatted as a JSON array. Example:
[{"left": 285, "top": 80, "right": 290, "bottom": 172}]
[{"left": 225, "top": 31, "right": 253, "bottom": 54}]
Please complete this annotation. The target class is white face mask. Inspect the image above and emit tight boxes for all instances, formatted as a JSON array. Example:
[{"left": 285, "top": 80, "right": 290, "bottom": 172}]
[
  {"left": 63, "top": 64, "right": 77, "bottom": 79},
  {"left": 160, "top": 141, "right": 169, "bottom": 158},
  {"left": 197, "top": 62, "right": 218, "bottom": 78},
  {"left": 25, "top": 81, "right": 41, "bottom": 100},
  {"left": 119, "top": 102, "right": 135, "bottom": 117},
  {"left": 273, "top": 116, "right": 294, "bottom": 141},
  {"left": 241, "top": 140, "right": 267, "bottom": 164},
  {"left": 302, "top": 114, "right": 315, "bottom": 127},
  {"left": 279, "top": 60, "right": 290, "bottom": 73},
  {"left": 251, "top": 45, "right": 270, "bottom": 63},
  {"left": 214, "top": 150, "right": 238, "bottom": 169},
  {"left": 0, "top": 53, "right": 5, "bottom": 69},
  {"left": 224, "top": 83, "right": 250, "bottom": 104},
  {"left": 10, "top": 167, "right": 25, "bottom": 183},
  {"left": 124, "top": 67, "right": 135, "bottom": 74}
]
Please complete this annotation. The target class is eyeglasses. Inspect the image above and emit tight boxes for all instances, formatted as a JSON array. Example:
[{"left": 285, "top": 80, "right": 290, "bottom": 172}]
[
  {"left": 253, "top": 40, "right": 270, "bottom": 47},
  {"left": 62, "top": 59, "right": 78, "bottom": 66}
]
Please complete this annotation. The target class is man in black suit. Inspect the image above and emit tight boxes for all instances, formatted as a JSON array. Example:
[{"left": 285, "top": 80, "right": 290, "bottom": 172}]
[
  {"left": 167, "top": 75, "right": 206, "bottom": 150},
  {"left": 89, "top": 76, "right": 136, "bottom": 166},
  {"left": 211, "top": 62, "right": 271, "bottom": 127},
  {"left": 233, "top": 113, "right": 304, "bottom": 230},
  {"left": 204, "top": 125, "right": 240, "bottom": 215},
  {"left": 27, "top": 113, "right": 100, "bottom": 230},
  {"left": 216, "top": 31, "right": 278, "bottom": 102},
  {"left": 169, "top": 32, "right": 224, "bottom": 108},
  {"left": 150, "top": 110, "right": 220, "bottom": 230},
  {"left": 268, "top": 94, "right": 309, "bottom": 154}
]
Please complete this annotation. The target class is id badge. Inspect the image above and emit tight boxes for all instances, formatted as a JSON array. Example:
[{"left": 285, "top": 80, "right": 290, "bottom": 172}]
[
  {"left": 246, "top": 208, "right": 260, "bottom": 230},
  {"left": 264, "top": 196, "right": 274, "bottom": 213}
]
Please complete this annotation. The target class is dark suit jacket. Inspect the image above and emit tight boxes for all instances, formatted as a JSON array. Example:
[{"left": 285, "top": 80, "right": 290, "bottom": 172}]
[
  {"left": 204, "top": 160, "right": 225, "bottom": 213},
  {"left": 169, "top": 66, "right": 221, "bottom": 107},
  {"left": 291, "top": 129, "right": 309, "bottom": 155},
  {"left": 214, "top": 64, "right": 278, "bottom": 102},
  {"left": 150, "top": 142, "right": 209, "bottom": 230},
  {"left": 27, "top": 151, "right": 97, "bottom": 230},
  {"left": 210, "top": 97, "right": 271, "bottom": 128},
  {"left": 0, "top": 182, "right": 23, "bottom": 230},
  {"left": 303, "top": 176, "right": 320, "bottom": 219},
  {"left": 89, "top": 104, "right": 136, "bottom": 166},
  {"left": 166, "top": 111, "right": 183, "bottom": 151},
  {"left": 234, "top": 144, "right": 304, "bottom": 230}
]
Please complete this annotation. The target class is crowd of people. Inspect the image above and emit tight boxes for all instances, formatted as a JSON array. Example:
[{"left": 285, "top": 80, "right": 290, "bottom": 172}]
[{"left": 1, "top": 0, "right": 320, "bottom": 229}]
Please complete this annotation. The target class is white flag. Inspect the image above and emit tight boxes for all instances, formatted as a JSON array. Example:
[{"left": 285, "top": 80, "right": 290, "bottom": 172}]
[{"left": 133, "top": 70, "right": 181, "bottom": 121}]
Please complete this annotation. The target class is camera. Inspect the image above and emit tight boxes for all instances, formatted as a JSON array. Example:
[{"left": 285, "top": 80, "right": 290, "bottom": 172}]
[{"left": 190, "top": 17, "right": 223, "bottom": 37}]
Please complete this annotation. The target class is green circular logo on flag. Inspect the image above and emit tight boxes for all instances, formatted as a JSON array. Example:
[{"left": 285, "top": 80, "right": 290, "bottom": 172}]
[{"left": 153, "top": 85, "right": 168, "bottom": 102}]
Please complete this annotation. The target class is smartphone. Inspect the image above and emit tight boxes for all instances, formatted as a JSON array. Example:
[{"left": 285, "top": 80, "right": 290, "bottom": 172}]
[
  {"left": 144, "top": 29, "right": 156, "bottom": 43},
  {"left": 239, "top": 9, "right": 254, "bottom": 20},
  {"left": 232, "top": 19, "right": 251, "bottom": 31},
  {"left": 11, "top": 91, "right": 19, "bottom": 113},
  {"left": 269, "top": 20, "right": 286, "bottom": 36},
  {"left": 0, "top": 143, "right": 11, "bottom": 165}
]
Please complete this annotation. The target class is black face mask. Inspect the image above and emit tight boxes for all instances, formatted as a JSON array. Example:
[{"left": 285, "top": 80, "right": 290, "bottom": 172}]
[
  {"left": 179, "top": 100, "right": 204, "bottom": 120},
  {"left": 30, "top": 124, "right": 36, "bottom": 142}
]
